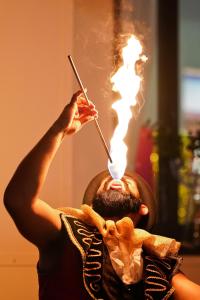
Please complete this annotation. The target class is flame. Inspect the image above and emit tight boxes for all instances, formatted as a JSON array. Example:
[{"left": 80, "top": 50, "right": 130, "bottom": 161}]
[{"left": 108, "top": 35, "right": 147, "bottom": 179}]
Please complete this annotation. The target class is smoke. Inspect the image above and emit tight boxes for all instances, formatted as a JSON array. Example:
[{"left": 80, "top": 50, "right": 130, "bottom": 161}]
[{"left": 73, "top": 0, "right": 149, "bottom": 105}]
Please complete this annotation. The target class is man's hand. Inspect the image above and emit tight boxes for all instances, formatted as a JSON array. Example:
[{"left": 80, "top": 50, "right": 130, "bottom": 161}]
[{"left": 56, "top": 90, "right": 98, "bottom": 135}]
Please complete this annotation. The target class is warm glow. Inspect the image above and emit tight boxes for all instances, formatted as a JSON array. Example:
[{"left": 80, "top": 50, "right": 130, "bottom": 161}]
[{"left": 108, "top": 35, "right": 147, "bottom": 179}]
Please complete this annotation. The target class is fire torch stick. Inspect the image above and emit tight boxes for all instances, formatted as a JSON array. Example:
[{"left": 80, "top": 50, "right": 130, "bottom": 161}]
[{"left": 68, "top": 55, "right": 112, "bottom": 163}]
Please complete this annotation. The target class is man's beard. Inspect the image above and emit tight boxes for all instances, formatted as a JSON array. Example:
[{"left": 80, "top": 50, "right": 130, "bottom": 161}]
[{"left": 92, "top": 189, "right": 141, "bottom": 218}]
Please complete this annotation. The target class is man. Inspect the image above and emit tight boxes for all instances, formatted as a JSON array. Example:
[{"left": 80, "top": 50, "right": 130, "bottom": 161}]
[{"left": 4, "top": 91, "right": 200, "bottom": 299}]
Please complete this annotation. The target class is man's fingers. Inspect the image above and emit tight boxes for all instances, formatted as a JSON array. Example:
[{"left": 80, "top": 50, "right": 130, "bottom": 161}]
[
  {"left": 76, "top": 91, "right": 95, "bottom": 106},
  {"left": 78, "top": 106, "right": 97, "bottom": 116},
  {"left": 79, "top": 112, "right": 98, "bottom": 126},
  {"left": 70, "top": 90, "right": 96, "bottom": 105},
  {"left": 84, "top": 87, "right": 88, "bottom": 94},
  {"left": 65, "top": 91, "right": 98, "bottom": 134},
  {"left": 70, "top": 90, "right": 83, "bottom": 105},
  {"left": 77, "top": 95, "right": 95, "bottom": 108},
  {"left": 79, "top": 100, "right": 95, "bottom": 110}
]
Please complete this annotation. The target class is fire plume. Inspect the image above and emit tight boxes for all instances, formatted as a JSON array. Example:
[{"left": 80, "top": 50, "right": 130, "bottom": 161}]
[{"left": 108, "top": 35, "right": 147, "bottom": 179}]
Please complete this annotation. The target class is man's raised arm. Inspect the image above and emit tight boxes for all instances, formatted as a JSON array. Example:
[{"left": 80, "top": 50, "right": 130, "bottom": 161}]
[{"left": 4, "top": 91, "right": 97, "bottom": 249}]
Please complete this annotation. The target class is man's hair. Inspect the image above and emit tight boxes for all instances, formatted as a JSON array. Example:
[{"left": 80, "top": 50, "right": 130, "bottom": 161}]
[
  {"left": 83, "top": 171, "right": 157, "bottom": 231},
  {"left": 92, "top": 190, "right": 142, "bottom": 218}
]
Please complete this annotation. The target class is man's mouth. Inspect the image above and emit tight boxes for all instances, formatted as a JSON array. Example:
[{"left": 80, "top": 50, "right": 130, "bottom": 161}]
[{"left": 107, "top": 179, "right": 125, "bottom": 191}]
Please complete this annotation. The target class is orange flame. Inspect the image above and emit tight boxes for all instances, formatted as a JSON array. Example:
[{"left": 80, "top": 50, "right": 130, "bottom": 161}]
[{"left": 108, "top": 35, "right": 147, "bottom": 179}]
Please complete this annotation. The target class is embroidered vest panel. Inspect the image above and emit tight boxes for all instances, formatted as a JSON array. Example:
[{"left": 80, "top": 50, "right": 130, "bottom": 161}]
[
  {"left": 143, "top": 254, "right": 182, "bottom": 300},
  {"left": 61, "top": 214, "right": 181, "bottom": 300},
  {"left": 61, "top": 214, "right": 104, "bottom": 300}
]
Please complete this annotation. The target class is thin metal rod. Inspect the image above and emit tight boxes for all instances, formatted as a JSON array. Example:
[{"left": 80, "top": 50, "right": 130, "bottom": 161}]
[{"left": 68, "top": 55, "right": 112, "bottom": 163}]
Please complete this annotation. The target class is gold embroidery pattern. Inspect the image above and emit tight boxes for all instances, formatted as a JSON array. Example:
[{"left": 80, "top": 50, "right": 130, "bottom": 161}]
[
  {"left": 144, "top": 256, "right": 175, "bottom": 300},
  {"left": 62, "top": 215, "right": 103, "bottom": 300},
  {"left": 81, "top": 230, "right": 102, "bottom": 294},
  {"left": 85, "top": 261, "right": 102, "bottom": 272},
  {"left": 85, "top": 274, "right": 102, "bottom": 292},
  {"left": 87, "top": 249, "right": 102, "bottom": 257}
]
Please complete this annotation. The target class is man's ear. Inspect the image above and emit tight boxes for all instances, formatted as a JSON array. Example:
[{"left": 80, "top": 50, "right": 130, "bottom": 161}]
[{"left": 139, "top": 204, "right": 149, "bottom": 216}]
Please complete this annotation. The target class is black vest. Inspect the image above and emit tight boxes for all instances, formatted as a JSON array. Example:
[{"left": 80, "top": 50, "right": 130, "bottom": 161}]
[{"left": 61, "top": 214, "right": 182, "bottom": 300}]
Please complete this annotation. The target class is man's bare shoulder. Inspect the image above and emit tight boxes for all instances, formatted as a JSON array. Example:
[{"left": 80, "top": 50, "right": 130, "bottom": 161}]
[
  {"left": 172, "top": 272, "right": 200, "bottom": 300},
  {"left": 56, "top": 207, "right": 87, "bottom": 220}
]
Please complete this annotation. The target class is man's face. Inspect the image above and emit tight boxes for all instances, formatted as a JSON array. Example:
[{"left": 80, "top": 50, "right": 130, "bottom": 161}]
[
  {"left": 92, "top": 175, "right": 142, "bottom": 220},
  {"left": 96, "top": 175, "right": 140, "bottom": 198}
]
